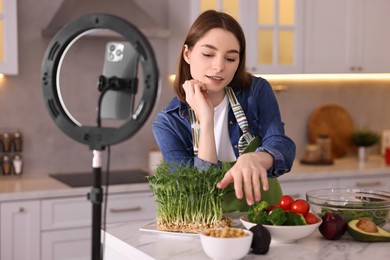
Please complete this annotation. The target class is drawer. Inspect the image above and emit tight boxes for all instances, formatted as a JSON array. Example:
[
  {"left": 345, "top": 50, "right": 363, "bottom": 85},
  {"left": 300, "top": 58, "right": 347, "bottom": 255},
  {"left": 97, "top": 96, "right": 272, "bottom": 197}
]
[
  {"left": 41, "top": 227, "right": 91, "bottom": 260},
  {"left": 105, "top": 192, "right": 156, "bottom": 224},
  {"left": 280, "top": 179, "right": 339, "bottom": 200},
  {"left": 42, "top": 192, "right": 156, "bottom": 230}
]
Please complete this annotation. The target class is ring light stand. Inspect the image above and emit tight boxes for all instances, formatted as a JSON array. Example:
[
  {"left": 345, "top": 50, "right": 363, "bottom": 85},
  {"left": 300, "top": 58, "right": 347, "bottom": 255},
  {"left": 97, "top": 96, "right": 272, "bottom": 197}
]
[{"left": 41, "top": 14, "right": 159, "bottom": 260}]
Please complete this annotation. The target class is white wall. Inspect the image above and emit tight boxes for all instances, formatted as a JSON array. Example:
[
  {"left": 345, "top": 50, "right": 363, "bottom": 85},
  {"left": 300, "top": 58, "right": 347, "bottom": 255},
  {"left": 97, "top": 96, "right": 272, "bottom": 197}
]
[
  {"left": 0, "top": 0, "right": 389, "bottom": 176},
  {"left": 0, "top": 0, "right": 173, "bottom": 174}
]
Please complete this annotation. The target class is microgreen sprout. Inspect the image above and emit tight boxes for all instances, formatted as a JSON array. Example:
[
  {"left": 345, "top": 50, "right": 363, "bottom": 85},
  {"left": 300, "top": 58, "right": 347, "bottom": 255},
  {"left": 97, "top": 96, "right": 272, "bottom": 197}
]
[{"left": 148, "top": 162, "right": 231, "bottom": 232}]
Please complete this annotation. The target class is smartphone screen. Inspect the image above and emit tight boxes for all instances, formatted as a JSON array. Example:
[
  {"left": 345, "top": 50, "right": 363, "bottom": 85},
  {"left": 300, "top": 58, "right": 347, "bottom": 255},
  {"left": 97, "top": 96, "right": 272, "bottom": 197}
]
[{"left": 100, "top": 41, "right": 139, "bottom": 120}]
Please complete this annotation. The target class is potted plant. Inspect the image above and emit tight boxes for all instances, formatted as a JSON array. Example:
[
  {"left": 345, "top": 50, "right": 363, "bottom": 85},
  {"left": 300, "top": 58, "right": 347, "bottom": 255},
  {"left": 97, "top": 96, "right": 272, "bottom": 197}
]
[{"left": 350, "top": 130, "right": 379, "bottom": 161}]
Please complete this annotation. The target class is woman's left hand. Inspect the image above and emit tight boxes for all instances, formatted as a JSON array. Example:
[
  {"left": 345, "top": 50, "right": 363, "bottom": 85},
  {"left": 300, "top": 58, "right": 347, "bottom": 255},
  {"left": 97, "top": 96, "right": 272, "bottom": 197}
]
[{"left": 217, "top": 152, "right": 273, "bottom": 205}]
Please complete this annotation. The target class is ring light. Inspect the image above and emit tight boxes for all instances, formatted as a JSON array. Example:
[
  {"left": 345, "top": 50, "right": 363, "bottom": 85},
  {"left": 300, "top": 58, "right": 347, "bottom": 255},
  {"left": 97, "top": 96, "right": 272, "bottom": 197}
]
[
  {"left": 41, "top": 13, "right": 160, "bottom": 260},
  {"left": 41, "top": 13, "right": 159, "bottom": 150}
]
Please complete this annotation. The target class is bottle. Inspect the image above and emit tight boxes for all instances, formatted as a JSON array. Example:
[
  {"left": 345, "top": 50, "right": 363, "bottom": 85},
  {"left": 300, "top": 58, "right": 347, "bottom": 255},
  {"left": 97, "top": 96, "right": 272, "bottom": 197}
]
[
  {"left": 0, "top": 132, "right": 12, "bottom": 153},
  {"left": 12, "top": 154, "right": 23, "bottom": 175},
  {"left": 317, "top": 135, "right": 332, "bottom": 162},
  {"left": 383, "top": 131, "right": 390, "bottom": 165},
  {"left": 13, "top": 131, "right": 23, "bottom": 152},
  {"left": 1, "top": 154, "right": 12, "bottom": 175},
  {"left": 304, "top": 144, "right": 321, "bottom": 162}
]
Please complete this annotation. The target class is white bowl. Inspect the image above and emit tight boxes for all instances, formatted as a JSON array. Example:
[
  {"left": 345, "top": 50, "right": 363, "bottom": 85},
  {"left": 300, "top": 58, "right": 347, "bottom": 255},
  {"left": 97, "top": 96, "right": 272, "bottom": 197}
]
[
  {"left": 240, "top": 215, "right": 322, "bottom": 243},
  {"left": 200, "top": 228, "right": 253, "bottom": 260}
]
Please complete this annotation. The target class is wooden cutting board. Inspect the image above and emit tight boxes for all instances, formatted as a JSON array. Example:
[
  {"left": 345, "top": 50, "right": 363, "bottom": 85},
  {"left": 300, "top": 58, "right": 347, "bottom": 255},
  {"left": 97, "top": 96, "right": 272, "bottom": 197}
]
[{"left": 307, "top": 104, "right": 355, "bottom": 158}]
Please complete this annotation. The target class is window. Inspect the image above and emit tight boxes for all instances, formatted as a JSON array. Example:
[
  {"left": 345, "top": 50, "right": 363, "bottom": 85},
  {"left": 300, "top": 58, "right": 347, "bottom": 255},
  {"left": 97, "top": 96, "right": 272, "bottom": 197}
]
[
  {"left": 195, "top": 0, "right": 303, "bottom": 74},
  {"left": 200, "top": 0, "right": 239, "bottom": 19}
]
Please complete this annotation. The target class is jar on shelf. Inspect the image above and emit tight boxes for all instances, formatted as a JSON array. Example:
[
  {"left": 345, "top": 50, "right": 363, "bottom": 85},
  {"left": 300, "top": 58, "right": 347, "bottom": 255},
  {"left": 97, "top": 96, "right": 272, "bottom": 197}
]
[
  {"left": 1, "top": 154, "right": 12, "bottom": 175},
  {"left": 316, "top": 135, "right": 332, "bottom": 162}
]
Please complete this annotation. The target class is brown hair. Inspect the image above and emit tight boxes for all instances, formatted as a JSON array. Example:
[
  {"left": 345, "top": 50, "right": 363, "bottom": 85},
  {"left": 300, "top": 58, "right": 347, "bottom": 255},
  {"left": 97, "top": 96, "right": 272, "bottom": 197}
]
[{"left": 173, "top": 10, "right": 252, "bottom": 102}]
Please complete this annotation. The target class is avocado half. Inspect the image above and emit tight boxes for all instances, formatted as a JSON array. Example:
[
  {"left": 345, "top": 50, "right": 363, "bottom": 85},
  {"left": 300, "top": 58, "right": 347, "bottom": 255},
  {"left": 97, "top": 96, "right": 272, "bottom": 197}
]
[{"left": 347, "top": 219, "right": 390, "bottom": 242}]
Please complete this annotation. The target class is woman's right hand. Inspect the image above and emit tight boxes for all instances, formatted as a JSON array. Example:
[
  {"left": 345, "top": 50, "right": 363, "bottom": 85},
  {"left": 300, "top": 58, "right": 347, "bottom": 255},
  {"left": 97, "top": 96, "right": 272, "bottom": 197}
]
[
  {"left": 182, "top": 80, "right": 214, "bottom": 124},
  {"left": 183, "top": 79, "right": 218, "bottom": 164}
]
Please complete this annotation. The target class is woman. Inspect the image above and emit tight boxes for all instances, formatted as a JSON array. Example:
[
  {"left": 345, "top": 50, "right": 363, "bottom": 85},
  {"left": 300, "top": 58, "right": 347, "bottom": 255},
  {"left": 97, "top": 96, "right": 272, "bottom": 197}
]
[{"left": 152, "top": 10, "right": 296, "bottom": 207}]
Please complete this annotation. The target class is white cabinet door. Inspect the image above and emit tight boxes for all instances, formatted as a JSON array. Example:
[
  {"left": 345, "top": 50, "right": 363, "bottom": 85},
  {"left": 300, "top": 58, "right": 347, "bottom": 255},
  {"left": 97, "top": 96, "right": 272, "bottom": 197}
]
[
  {"left": 242, "top": 0, "right": 304, "bottom": 74},
  {"left": 354, "top": 0, "right": 390, "bottom": 73},
  {"left": 41, "top": 228, "right": 91, "bottom": 260},
  {"left": 304, "top": 0, "right": 352, "bottom": 73},
  {"left": 0, "top": 200, "right": 40, "bottom": 260},
  {"left": 304, "top": 0, "right": 390, "bottom": 73}
]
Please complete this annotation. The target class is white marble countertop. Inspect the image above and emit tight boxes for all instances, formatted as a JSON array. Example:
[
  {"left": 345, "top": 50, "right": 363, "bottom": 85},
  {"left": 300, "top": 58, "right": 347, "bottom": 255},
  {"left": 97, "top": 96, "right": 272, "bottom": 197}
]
[{"left": 102, "top": 220, "right": 390, "bottom": 260}]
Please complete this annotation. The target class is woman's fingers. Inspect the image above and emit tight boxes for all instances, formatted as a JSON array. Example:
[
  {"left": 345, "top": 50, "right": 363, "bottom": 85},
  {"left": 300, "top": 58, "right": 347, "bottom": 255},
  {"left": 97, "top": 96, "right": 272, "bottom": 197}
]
[
  {"left": 242, "top": 170, "right": 255, "bottom": 205},
  {"left": 251, "top": 172, "right": 261, "bottom": 202},
  {"left": 183, "top": 80, "right": 206, "bottom": 104},
  {"left": 217, "top": 171, "right": 233, "bottom": 189},
  {"left": 218, "top": 165, "right": 268, "bottom": 206}
]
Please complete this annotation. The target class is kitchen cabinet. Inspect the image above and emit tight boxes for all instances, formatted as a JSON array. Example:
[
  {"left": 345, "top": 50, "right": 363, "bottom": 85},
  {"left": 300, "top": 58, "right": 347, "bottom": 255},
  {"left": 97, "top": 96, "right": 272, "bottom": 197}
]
[
  {"left": 187, "top": 0, "right": 390, "bottom": 74},
  {"left": 40, "top": 192, "right": 156, "bottom": 260},
  {"left": 191, "top": 0, "right": 304, "bottom": 74},
  {"left": 0, "top": 0, "right": 18, "bottom": 75},
  {"left": 338, "top": 174, "right": 390, "bottom": 191},
  {"left": 0, "top": 188, "right": 156, "bottom": 260},
  {"left": 0, "top": 200, "right": 40, "bottom": 260},
  {"left": 304, "top": 0, "right": 390, "bottom": 73},
  {"left": 41, "top": 228, "right": 91, "bottom": 260},
  {"left": 242, "top": 0, "right": 304, "bottom": 74}
]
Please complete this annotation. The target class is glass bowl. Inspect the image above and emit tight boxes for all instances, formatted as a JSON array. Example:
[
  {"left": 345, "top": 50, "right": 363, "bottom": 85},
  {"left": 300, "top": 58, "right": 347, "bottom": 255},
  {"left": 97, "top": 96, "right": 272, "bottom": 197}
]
[{"left": 306, "top": 188, "right": 390, "bottom": 228}]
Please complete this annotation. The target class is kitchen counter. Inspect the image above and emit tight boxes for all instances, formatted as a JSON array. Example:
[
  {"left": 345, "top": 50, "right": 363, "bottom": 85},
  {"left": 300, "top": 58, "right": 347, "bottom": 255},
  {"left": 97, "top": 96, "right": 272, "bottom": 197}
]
[
  {"left": 279, "top": 155, "right": 390, "bottom": 181},
  {"left": 0, "top": 155, "right": 389, "bottom": 202},
  {"left": 102, "top": 220, "right": 390, "bottom": 260},
  {"left": 0, "top": 173, "right": 151, "bottom": 201}
]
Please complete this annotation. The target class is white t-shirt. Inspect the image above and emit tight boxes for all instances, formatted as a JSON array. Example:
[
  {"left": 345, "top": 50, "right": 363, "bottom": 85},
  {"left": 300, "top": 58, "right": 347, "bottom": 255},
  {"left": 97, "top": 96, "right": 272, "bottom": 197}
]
[{"left": 214, "top": 94, "right": 236, "bottom": 162}]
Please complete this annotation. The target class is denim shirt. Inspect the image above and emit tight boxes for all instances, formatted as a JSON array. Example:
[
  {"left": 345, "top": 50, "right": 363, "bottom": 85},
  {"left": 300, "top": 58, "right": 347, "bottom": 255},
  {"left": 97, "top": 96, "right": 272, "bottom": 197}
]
[{"left": 152, "top": 76, "right": 296, "bottom": 178}]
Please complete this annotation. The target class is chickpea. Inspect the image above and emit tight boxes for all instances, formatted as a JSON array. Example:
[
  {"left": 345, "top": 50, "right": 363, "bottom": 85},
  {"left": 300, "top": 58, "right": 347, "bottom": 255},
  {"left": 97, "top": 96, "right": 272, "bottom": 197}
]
[{"left": 203, "top": 227, "right": 248, "bottom": 238}]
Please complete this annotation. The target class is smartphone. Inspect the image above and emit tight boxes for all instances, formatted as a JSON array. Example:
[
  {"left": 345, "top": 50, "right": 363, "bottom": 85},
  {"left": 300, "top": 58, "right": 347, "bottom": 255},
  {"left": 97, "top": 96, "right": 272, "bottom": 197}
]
[{"left": 100, "top": 41, "right": 139, "bottom": 120}]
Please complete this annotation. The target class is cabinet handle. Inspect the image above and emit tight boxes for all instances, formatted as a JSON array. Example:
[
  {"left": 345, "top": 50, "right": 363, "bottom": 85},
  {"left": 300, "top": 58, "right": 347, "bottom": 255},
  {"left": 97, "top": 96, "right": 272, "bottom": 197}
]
[
  {"left": 355, "top": 181, "right": 381, "bottom": 188},
  {"left": 19, "top": 207, "right": 25, "bottom": 213},
  {"left": 109, "top": 206, "right": 142, "bottom": 213}
]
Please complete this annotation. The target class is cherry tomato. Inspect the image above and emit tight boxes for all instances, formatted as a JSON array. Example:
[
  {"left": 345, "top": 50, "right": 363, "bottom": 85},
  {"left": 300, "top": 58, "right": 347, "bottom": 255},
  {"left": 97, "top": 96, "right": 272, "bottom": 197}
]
[
  {"left": 278, "top": 195, "right": 295, "bottom": 211},
  {"left": 290, "top": 199, "right": 310, "bottom": 215},
  {"left": 304, "top": 212, "right": 319, "bottom": 224}
]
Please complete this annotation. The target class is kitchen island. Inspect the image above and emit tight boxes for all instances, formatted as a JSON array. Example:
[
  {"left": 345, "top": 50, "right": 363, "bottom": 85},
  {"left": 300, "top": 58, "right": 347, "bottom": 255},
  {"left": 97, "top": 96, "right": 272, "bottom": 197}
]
[
  {"left": 1, "top": 155, "right": 389, "bottom": 259},
  {"left": 102, "top": 219, "right": 390, "bottom": 260}
]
